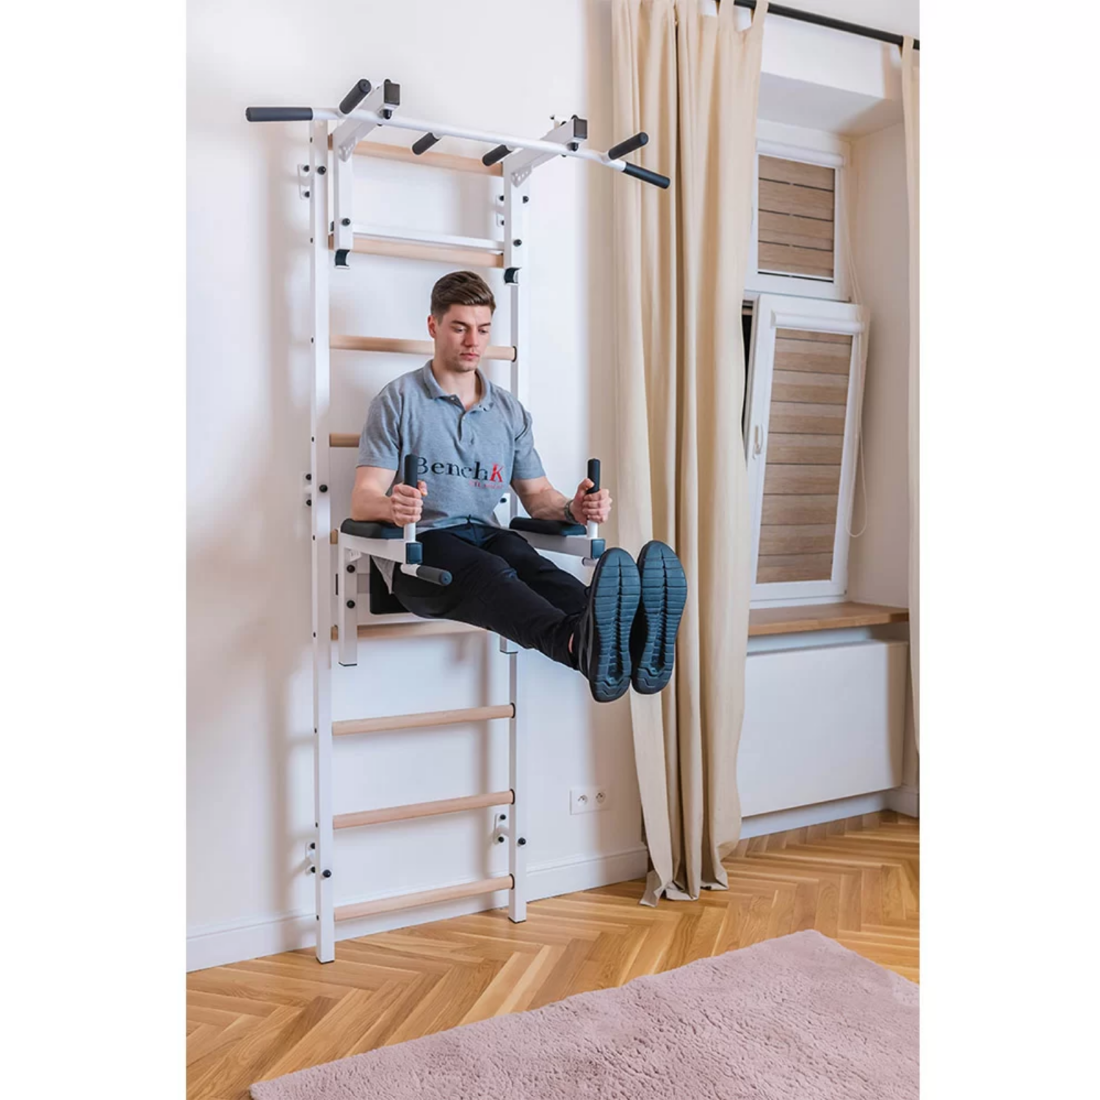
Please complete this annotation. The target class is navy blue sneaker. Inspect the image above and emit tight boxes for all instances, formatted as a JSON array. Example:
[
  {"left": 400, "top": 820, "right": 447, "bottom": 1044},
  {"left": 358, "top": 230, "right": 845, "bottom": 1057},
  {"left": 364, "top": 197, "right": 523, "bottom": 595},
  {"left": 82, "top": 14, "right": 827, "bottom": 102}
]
[
  {"left": 574, "top": 548, "right": 641, "bottom": 703},
  {"left": 630, "top": 541, "right": 687, "bottom": 694}
]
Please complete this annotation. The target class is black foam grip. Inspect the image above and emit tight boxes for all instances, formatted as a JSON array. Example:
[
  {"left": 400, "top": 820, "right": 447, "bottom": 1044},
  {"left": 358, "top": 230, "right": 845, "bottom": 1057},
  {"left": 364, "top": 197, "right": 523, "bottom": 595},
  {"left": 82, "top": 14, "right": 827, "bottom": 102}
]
[
  {"left": 622, "top": 162, "right": 670, "bottom": 189},
  {"left": 587, "top": 458, "right": 601, "bottom": 493},
  {"left": 482, "top": 144, "right": 511, "bottom": 166},
  {"left": 403, "top": 454, "right": 420, "bottom": 488},
  {"left": 416, "top": 566, "right": 452, "bottom": 587},
  {"left": 339, "top": 79, "right": 371, "bottom": 115},
  {"left": 245, "top": 107, "right": 314, "bottom": 122},
  {"left": 412, "top": 132, "right": 439, "bottom": 155},
  {"left": 608, "top": 131, "right": 649, "bottom": 160}
]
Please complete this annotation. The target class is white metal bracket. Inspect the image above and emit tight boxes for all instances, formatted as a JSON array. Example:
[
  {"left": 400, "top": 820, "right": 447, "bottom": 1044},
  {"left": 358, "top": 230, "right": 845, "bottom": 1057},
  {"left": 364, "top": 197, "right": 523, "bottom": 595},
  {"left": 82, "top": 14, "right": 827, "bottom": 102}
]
[
  {"left": 505, "top": 116, "right": 587, "bottom": 184},
  {"left": 333, "top": 152, "right": 354, "bottom": 259},
  {"left": 332, "top": 80, "right": 401, "bottom": 161}
]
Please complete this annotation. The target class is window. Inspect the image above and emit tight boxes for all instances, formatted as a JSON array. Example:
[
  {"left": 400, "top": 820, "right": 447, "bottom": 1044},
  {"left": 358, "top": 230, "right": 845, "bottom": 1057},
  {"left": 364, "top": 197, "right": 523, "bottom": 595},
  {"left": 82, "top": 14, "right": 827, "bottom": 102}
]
[
  {"left": 746, "top": 133, "right": 849, "bottom": 303},
  {"left": 744, "top": 294, "right": 867, "bottom": 605}
]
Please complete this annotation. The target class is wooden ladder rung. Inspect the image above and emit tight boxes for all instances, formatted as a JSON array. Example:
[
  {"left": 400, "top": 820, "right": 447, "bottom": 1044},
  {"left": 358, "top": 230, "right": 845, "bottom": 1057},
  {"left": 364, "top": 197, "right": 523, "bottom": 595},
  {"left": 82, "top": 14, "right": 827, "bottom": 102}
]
[
  {"left": 328, "top": 233, "right": 503, "bottom": 269},
  {"left": 334, "top": 704, "right": 514, "bottom": 737},
  {"left": 338, "top": 137, "right": 504, "bottom": 177},
  {"left": 330, "top": 335, "right": 516, "bottom": 361},
  {"left": 334, "top": 789, "right": 514, "bottom": 831},
  {"left": 334, "top": 874, "right": 514, "bottom": 922}
]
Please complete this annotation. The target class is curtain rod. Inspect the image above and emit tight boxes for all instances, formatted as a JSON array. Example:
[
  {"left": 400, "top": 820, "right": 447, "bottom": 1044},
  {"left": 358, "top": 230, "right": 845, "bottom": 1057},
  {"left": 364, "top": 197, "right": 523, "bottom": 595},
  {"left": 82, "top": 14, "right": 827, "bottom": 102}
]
[{"left": 733, "top": 1, "right": 919, "bottom": 51}]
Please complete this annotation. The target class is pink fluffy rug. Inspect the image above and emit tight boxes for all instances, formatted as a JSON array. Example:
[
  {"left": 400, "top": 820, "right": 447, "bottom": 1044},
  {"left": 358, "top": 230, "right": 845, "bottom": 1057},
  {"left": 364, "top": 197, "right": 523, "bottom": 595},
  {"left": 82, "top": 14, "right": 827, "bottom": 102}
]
[{"left": 251, "top": 930, "right": 918, "bottom": 1099}]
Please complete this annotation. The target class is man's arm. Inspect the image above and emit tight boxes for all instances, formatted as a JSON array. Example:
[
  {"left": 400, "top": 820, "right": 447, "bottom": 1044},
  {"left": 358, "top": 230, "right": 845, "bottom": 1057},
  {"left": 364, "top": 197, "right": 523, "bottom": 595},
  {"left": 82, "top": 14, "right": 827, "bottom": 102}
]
[
  {"left": 351, "top": 466, "right": 426, "bottom": 525},
  {"left": 512, "top": 474, "right": 612, "bottom": 526}
]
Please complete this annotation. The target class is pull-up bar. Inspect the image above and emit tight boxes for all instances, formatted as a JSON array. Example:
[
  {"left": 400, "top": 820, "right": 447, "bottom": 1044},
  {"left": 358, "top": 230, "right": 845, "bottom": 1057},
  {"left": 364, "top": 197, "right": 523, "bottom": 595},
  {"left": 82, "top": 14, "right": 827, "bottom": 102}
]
[{"left": 246, "top": 77, "right": 670, "bottom": 189}]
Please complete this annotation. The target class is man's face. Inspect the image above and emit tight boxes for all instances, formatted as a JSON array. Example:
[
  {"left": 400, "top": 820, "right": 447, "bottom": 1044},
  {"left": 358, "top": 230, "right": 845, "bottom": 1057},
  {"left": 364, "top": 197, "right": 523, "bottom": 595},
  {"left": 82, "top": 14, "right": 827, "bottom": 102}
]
[{"left": 428, "top": 304, "right": 493, "bottom": 374}]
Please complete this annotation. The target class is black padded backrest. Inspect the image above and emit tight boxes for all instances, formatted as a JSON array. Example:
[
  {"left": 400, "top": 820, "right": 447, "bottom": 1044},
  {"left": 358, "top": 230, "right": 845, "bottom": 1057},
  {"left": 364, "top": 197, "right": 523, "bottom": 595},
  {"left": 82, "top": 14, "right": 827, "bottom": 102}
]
[
  {"left": 509, "top": 517, "right": 586, "bottom": 537},
  {"left": 341, "top": 518, "right": 404, "bottom": 539}
]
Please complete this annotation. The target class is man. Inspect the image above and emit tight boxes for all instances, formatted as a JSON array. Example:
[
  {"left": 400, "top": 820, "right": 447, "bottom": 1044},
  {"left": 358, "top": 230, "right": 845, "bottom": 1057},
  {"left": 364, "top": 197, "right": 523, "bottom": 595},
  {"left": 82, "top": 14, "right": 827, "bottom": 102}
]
[{"left": 351, "top": 270, "right": 686, "bottom": 703}]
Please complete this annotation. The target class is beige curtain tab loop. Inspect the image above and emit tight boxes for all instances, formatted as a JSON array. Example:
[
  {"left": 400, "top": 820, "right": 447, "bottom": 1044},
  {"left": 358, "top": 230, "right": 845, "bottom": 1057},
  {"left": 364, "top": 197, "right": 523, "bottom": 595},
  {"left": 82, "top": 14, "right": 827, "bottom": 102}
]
[{"left": 723, "top": 0, "right": 768, "bottom": 31}]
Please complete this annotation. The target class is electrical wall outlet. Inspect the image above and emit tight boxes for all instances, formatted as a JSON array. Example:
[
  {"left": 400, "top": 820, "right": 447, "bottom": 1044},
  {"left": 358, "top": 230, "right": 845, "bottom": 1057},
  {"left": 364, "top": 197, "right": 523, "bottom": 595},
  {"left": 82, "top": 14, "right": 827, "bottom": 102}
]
[{"left": 570, "top": 786, "right": 609, "bottom": 815}]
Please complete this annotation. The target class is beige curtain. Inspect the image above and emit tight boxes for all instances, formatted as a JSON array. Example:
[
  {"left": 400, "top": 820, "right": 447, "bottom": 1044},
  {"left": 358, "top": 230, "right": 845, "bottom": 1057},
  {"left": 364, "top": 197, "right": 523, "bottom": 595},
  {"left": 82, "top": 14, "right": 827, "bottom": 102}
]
[
  {"left": 612, "top": 0, "right": 767, "bottom": 906},
  {"left": 902, "top": 38, "right": 920, "bottom": 751}
]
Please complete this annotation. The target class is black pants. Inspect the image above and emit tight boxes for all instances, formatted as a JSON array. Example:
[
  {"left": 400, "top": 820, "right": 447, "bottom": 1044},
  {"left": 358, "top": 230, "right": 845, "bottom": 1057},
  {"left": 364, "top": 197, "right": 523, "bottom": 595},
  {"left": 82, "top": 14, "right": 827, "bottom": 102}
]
[{"left": 392, "top": 522, "right": 588, "bottom": 668}]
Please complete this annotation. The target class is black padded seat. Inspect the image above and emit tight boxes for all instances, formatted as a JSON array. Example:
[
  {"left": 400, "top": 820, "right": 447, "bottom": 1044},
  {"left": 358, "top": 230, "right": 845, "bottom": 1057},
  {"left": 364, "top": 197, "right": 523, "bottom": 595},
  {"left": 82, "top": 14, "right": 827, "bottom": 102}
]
[
  {"left": 340, "top": 518, "right": 404, "bottom": 539},
  {"left": 509, "top": 517, "right": 586, "bottom": 537}
]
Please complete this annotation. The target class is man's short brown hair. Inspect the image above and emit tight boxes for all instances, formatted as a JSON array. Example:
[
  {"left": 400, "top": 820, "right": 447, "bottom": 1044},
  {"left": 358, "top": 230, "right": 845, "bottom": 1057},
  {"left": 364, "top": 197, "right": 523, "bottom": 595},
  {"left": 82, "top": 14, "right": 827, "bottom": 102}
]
[{"left": 431, "top": 271, "right": 496, "bottom": 320}]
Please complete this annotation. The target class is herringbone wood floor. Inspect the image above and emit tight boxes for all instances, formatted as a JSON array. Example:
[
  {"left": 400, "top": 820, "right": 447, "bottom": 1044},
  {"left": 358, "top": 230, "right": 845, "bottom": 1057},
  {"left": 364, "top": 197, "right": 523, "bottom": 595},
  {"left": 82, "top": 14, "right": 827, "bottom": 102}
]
[{"left": 187, "top": 811, "right": 918, "bottom": 1100}]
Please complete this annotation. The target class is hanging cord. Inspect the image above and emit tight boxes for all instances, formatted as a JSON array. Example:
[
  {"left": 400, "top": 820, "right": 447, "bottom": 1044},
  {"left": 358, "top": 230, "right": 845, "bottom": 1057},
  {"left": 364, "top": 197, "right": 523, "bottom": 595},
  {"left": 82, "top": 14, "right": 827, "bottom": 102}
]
[{"left": 841, "top": 136, "right": 868, "bottom": 538}]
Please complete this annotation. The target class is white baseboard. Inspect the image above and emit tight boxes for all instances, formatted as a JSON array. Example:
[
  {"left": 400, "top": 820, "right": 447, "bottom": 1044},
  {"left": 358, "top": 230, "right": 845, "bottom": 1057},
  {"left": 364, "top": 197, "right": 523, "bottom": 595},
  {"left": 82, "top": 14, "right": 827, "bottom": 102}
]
[
  {"left": 738, "top": 789, "right": 895, "bottom": 839},
  {"left": 187, "top": 845, "right": 650, "bottom": 973},
  {"left": 885, "top": 784, "right": 919, "bottom": 818}
]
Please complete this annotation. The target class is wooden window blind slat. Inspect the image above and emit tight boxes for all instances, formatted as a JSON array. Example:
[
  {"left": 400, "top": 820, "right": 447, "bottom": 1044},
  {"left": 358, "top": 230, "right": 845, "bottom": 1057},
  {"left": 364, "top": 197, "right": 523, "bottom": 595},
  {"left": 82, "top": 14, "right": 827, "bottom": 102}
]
[
  {"left": 771, "top": 369, "right": 850, "bottom": 406},
  {"left": 765, "top": 433, "right": 845, "bottom": 465},
  {"left": 774, "top": 337, "right": 852, "bottom": 375},
  {"left": 773, "top": 328, "right": 851, "bottom": 345},
  {"left": 759, "top": 524, "right": 837, "bottom": 556},
  {"left": 758, "top": 155, "right": 835, "bottom": 190},
  {"left": 762, "top": 493, "right": 840, "bottom": 525},
  {"left": 767, "top": 401, "right": 847, "bottom": 435},
  {"left": 760, "top": 243, "right": 835, "bottom": 278},
  {"left": 756, "top": 553, "right": 835, "bottom": 584},
  {"left": 763, "top": 464, "right": 843, "bottom": 496}
]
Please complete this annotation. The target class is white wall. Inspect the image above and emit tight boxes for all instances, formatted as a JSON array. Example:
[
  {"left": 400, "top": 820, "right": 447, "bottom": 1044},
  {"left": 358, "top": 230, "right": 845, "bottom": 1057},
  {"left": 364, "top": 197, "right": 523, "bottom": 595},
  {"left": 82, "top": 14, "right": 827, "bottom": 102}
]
[
  {"left": 845, "top": 120, "right": 919, "bottom": 797},
  {"left": 188, "top": 0, "right": 919, "bottom": 970}
]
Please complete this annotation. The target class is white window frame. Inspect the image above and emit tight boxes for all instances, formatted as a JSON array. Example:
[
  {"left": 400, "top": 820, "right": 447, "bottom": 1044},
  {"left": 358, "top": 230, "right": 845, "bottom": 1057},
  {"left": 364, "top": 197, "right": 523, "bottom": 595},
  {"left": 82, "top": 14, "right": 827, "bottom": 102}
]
[
  {"left": 746, "top": 126, "right": 850, "bottom": 304},
  {"left": 745, "top": 294, "right": 868, "bottom": 607}
]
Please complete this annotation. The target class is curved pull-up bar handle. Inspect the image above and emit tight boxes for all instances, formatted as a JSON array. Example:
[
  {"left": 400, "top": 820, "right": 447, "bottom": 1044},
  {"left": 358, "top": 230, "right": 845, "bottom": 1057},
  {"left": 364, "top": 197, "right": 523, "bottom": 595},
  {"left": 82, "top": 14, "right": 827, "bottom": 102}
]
[
  {"left": 245, "top": 106, "right": 314, "bottom": 122},
  {"left": 622, "top": 162, "right": 670, "bottom": 189},
  {"left": 608, "top": 132, "right": 648, "bottom": 160},
  {"left": 339, "top": 79, "right": 372, "bottom": 115}
]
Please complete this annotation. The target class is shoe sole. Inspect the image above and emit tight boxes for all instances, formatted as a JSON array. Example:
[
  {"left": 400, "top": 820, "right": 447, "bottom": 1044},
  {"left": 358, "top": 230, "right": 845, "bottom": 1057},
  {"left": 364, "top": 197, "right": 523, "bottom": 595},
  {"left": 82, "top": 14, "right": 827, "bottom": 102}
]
[
  {"left": 586, "top": 549, "right": 641, "bottom": 703},
  {"left": 632, "top": 541, "right": 687, "bottom": 694}
]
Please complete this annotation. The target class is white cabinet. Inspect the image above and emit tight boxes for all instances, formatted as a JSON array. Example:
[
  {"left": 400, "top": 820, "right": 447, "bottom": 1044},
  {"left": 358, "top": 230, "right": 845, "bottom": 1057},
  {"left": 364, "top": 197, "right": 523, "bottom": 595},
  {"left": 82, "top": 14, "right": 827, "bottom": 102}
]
[
  {"left": 738, "top": 639, "right": 907, "bottom": 817},
  {"left": 744, "top": 294, "right": 868, "bottom": 605}
]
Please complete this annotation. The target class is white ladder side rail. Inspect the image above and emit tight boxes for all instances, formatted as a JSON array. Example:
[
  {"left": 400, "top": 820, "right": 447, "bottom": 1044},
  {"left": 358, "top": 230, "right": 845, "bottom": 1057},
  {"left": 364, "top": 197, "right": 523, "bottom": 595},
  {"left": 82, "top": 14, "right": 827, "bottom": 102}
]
[
  {"left": 309, "top": 119, "right": 337, "bottom": 964},
  {"left": 322, "top": 122, "right": 533, "bottom": 956},
  {"left": 502, "top": 161, "right": 532, "bottom": 922}
]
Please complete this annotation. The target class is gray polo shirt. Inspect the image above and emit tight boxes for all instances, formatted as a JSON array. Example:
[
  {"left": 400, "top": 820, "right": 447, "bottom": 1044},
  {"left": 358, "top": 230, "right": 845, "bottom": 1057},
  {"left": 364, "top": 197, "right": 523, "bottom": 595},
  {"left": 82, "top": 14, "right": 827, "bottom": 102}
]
[{"left": 357, "top": 361, "right": 545, "bottom": 585}]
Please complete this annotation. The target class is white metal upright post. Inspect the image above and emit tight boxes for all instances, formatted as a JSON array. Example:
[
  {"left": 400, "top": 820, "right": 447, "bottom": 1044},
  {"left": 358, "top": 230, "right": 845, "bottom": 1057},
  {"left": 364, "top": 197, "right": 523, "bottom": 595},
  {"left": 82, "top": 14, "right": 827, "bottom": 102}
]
[
  {"left": 503, "top": 166, "right": 530, "bottom": 922},
  {"left": 309, "top": 119, "right": 336, "bottom": 963}
]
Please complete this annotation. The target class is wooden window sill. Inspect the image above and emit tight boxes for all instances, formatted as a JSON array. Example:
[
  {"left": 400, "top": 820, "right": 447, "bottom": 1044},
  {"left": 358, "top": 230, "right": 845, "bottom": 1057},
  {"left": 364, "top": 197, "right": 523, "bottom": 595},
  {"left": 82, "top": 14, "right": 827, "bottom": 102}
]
[{"left": 749, "top": 601, "right": 908, "bottom": 637}]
